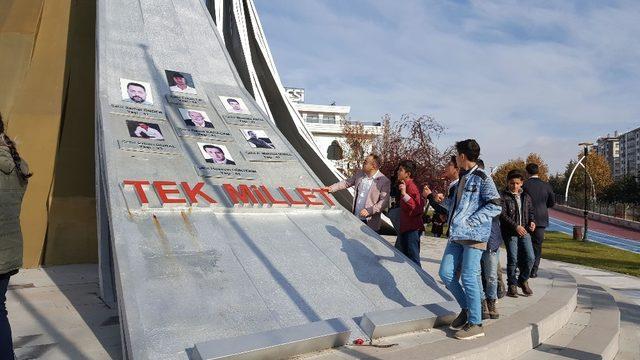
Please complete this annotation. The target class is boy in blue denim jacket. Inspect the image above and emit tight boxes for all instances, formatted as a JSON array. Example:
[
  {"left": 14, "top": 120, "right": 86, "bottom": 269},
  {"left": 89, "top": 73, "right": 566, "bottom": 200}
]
[{"left": 424, "top": 139, "right": 501, "bottom": 340}]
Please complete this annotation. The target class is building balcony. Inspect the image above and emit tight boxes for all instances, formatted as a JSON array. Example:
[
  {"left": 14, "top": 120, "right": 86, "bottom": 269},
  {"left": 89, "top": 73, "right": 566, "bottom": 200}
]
[{"left": 303, "top": 120, "right": 383, "bottom": 136}]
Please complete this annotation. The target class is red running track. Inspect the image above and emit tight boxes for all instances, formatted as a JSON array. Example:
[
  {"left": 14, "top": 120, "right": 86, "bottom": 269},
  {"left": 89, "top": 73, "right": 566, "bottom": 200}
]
[{"left": 549, "top": 208, "right": 640, "bottom": 241}]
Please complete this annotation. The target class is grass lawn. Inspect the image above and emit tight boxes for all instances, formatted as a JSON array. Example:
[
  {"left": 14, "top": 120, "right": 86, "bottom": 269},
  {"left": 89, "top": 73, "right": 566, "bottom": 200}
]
[{"left": 542, "top": 231, "right": 640, "bottom": 277}]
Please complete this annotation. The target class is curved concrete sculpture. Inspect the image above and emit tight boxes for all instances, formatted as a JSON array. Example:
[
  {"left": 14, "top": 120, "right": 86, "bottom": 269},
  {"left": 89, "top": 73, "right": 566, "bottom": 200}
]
[
  {"left": 207, "top": 0, "right": 355, "bottom": 209},
  {"left": 96, "top": 0, "right": 449, "bottom": 358}
]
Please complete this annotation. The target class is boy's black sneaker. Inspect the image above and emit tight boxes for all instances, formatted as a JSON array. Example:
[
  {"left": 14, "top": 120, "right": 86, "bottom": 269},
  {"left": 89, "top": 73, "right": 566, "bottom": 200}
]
[
  {"left": 449, "top": 310, "right": 467, "bottom": 330},
  {"left": 454, "top": 323, "right": 485, "bottom": 340}
]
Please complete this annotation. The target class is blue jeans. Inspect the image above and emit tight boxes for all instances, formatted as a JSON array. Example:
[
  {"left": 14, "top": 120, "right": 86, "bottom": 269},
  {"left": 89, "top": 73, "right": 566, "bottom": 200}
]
[
  {"left": 395, "top": 230, "right": 422, "bottom": 267},
  {"left": 505, "top": 234, "right": 534, "bottom": 286},
  {"left": 0, "top": 276, "right": 14, "bottom": 359},
  {"left": 439, "top": 241, "right": 484, "bottom": 325},
  {"left": 480, "top": 249, "right": 500, "bottom": 300}
]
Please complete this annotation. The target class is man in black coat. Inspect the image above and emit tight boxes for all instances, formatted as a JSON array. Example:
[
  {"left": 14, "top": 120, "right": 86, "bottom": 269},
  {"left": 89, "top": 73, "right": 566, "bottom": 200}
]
[{"left": 523, "top": 163, "right": 555, "bottom": 278}]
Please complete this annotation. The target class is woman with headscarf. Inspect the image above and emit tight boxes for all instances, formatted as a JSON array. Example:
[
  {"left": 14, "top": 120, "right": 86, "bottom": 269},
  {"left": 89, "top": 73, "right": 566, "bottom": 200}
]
[{"left": 0, "top": 113, "right": 31, "bottom": 358}]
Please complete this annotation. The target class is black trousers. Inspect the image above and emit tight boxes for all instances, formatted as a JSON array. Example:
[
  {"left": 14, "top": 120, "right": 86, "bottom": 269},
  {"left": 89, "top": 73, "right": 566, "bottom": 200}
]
[
  {"left": 531, "top": 227, "right": 546, "bottom": 273},
  {"left": 0, "top": 275, "right": 14, "bottom": 359}
]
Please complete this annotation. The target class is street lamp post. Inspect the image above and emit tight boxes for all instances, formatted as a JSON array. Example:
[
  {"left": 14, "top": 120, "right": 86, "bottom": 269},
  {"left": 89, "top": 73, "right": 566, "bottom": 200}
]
[{"left": 578, "top": 142, "right": 593, "bottom": 241}]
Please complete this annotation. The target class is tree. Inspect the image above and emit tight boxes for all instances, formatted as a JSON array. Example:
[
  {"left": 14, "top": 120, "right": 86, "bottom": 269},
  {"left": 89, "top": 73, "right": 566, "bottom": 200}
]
[
  {"left": 562, "top": 150, "right": 613, "bottom": 202},
  {"left": 548, "top": 173, "right": 565, "bottom": 195},
  {"left": 524, "top": 153, "right": 549, "bottom": 181},
  {"left": 338, "top": 120, "right": 375, "bottom": 176},
  {"left": 492, "top": 153, "right": 549, "bottom": 191},
  {"left": 601, "top": 175, "right": 640, "bottom": 204},
  {"left": 492, "top": 158, "right": 526, "bottom": 191},
  {"left": 371, "top": 113, "right": 452, "bottom": 192}
]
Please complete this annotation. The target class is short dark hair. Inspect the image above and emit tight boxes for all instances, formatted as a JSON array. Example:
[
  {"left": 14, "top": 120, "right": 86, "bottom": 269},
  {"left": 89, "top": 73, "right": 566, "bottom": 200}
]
[
  {"left": 127, "top": 82, "right": 146, "bottom": 91},
  {"left": 172, "top": 72, "right": 185, "bottom": 79},
  {"left": 203, "top": 144, "right": 223, "bottom": 153},
  {"left": 507, "top": 169, "right": 524, "bottom": 181},
  {"left": 449, "top": 155, "right": 458, "bottom": 168},
  {"left": 455, "top": 139, "right": 481, "bottom": 162},
  {"left": 476, "top": 159, "right": 485, "bottom": 169},
  {"left": 368, "top": 153, "right": 381, "bottom": 168},
  {"left": 526, "top": 163, "right": 539, "bottom": 175},
  {"left": 398, "top": 159, "right": 416, "bottom": 178}
]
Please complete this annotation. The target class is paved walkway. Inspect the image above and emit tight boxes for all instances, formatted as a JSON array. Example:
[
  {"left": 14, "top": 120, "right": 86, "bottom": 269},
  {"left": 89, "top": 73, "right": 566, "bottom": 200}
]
[
  {"left": 548, "top": 217, "right": 640, "bottom": 254},
  {"left": 549, "top": 208, "right": 640, "bottom": 241},
  {"left": 7, "top": 265, "right": 121, "bottom": 359},
  {"left": 6, "top": 235, "right": 640, "bottom": 359}
]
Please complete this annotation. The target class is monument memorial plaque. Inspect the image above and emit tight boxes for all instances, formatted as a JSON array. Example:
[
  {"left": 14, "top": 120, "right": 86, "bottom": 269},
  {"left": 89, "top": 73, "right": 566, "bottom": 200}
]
[
  {"left": 117, "top": 139, "right": 180, "bottom": 155},
  {"left": 176, "top": 127, "right": 233, "bottom": 140},
  {"left": 109, "top": 103, "right": 165, "bottom": 119},
  {"left": 221, "top": 114, "right": 267, "bottom": 127},
  {"left": 169, "top": 107, "right": 234, "bottom": 141},
  {"left": 241, "top": 150, "right": 295, "bottom": 162},
  {"left": 165, "top": 93, "right": 208, "bottom": 108},
  {"left": 194, "top": 164, "right": 258, "bottom": 179}
]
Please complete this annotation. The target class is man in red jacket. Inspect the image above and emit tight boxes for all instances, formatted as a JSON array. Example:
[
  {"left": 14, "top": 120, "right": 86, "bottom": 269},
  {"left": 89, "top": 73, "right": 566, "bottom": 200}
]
[{"left": 394, "top": 159, "right": 425, "bottom": 267}]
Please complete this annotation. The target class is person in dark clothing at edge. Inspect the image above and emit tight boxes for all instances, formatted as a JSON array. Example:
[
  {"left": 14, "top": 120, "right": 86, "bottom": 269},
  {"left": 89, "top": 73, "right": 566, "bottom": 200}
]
[
  {"left": 1, "top": 113, "right": 32, "bottom": 359},
  {"left": 476, "top": 159, "right": 503, "bottom": 319},
  {"left": 523, "top": 163, "right": 555, "bottom": 278},
  {"left": 394, "top": 159, "right": 425, "bottom": 267},
  {"left": 501, "top": 169, "right": 536, "bottom": 297},
  {"left": 424, "top": 139, "right": 502, "bottom": 340},
  {"left": 424, "top": 155, "right": 459, "bottom": 238}
]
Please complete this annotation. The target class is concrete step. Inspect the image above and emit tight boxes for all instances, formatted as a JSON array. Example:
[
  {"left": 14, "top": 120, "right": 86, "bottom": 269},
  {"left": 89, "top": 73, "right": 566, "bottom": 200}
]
[
  {"left": 612, "top": 291, "right": 640, "bottom": 360},
  {"left": 517, "top": 275, "right": 620, "bottom": 360},
  {"left": 304, "top": 266, "right": 578, "bottom": 360},
  {"left": 549, "top": 262, "right": 640, "bottom": 360}
]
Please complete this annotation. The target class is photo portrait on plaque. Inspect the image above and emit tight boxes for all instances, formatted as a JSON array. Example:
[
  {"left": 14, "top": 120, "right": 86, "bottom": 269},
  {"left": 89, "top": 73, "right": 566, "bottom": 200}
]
[
  {"left": 126, "top": 120, "right": 165, "bottom": 140},
  {"left": 165, "top": 70, "right": 197, "bottom": 95},
  {"left": 198, "top": 142, "right": 236, "bottom": 165},
  {"left": 179, "top": 108, "right": 214, "bottom": 128},
  {"left": 219, "top": 96, "right": 250, "bottom": 114},
  {"left": 120, "top": 78, "right": 154, "bottom": 105},
  {"left": 241, "top": 129, "right": 274, "bottom": 149}
]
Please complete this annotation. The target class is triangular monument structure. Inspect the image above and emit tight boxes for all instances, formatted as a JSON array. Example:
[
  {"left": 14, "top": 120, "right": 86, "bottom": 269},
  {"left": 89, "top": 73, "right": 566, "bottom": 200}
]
[{"left": 96, "top": 0, "right": 451, "bottom": 358}]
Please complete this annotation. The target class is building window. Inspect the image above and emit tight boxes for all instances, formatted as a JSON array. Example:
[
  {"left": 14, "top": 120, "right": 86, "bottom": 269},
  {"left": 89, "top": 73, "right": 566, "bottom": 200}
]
[{"left": 321, "top": 115, "right": 336, "bottom": 124}]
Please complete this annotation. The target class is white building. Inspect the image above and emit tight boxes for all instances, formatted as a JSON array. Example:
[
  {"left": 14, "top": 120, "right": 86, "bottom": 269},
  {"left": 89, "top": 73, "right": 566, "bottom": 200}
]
[{"left": 285, "top": 87, "right": 382, "bottom": 172}]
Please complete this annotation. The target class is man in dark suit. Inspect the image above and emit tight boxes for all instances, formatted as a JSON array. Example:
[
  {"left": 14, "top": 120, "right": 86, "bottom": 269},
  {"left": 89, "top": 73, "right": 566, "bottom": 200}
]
[{"left": 523, "top": 163, "right": 555, "bottom": 278}]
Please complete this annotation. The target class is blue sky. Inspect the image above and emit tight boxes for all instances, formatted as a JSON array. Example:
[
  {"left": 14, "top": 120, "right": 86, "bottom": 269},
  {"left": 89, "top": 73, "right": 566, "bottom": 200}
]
[{"left": 254, "top": 0, "right": 640, "bottom": 172}]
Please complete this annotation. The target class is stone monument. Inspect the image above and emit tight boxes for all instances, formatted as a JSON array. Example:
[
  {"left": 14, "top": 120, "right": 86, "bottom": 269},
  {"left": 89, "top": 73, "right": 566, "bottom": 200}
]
[{"left": 96, "top": 0, "right": 450, "bottom": 358}]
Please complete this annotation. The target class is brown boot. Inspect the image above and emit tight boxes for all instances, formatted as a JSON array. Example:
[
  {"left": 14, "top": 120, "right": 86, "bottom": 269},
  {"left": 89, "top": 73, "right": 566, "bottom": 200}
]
[
  {"left": 497, "top": 277, "right": 507, "bottom": 299},
  {"left": 507, "top": 285, "right": 518, "bottom": 297},
  {"left": 481, "top": 299, "right": 489, "bottom": 320},
  {"left": 519, "top": 280, "right": 533, "bottom": 296},
  {"left": 487, "top": 299, "right": 499, "bottom": 319}
]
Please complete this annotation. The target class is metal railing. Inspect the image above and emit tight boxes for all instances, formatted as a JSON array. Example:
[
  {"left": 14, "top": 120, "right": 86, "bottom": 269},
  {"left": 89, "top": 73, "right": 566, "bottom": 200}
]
[
  {"left": 303, "top": 118, "right": 382, "bottom": 127},
  {"left": 555, "top": 194, "right": 640, "bottom": 222},
  {"left": 344, "top": 120, "right": 382, "bottom": 127}
]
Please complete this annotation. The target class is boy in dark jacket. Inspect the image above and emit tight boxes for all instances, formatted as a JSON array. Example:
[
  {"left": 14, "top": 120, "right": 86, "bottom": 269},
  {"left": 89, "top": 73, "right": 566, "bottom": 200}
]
[
  {"left": 394, "top": 160, "right": 425, "bottom": 267},
  {"left": 500, "top": 170, "right": 536, "bottom": 297}
]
